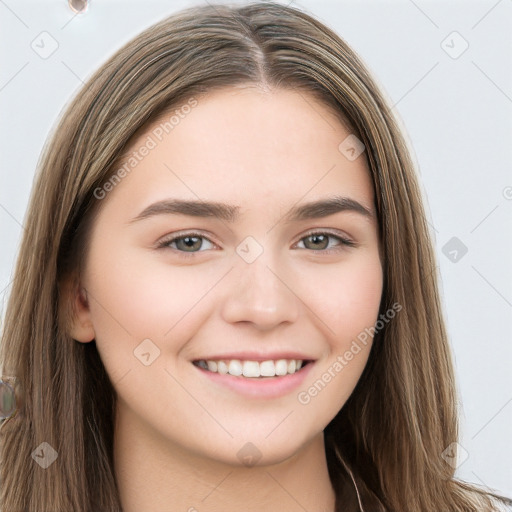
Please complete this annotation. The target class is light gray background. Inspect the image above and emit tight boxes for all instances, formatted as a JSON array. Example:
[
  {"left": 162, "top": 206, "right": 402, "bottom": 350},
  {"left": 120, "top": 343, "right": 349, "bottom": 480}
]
[{"left": 1, "top": 0, "right": 511, "bottom": 497}]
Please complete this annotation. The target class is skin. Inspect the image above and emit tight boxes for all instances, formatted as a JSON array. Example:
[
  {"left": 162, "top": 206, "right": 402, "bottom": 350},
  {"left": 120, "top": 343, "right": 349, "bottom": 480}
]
[{"left": 69, "top": 86, "right": 383, "bottom": 512}]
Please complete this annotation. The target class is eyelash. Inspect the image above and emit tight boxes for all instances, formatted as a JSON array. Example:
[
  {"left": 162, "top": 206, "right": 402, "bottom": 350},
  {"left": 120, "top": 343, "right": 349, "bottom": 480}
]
[{"left": 156, "top": 229, "right": 357, "bottom": 258}]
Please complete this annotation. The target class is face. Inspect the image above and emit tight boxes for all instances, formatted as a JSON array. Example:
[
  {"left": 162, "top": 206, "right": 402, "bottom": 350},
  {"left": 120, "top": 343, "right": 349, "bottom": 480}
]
[{"left": 70, "top": 86, "right": 383, "bottom": 467}]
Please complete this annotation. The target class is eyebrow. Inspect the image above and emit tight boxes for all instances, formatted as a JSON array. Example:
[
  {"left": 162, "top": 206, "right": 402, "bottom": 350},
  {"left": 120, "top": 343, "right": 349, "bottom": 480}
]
[{"left": 128, "top": 195, "right": 374, "bottom": 224}]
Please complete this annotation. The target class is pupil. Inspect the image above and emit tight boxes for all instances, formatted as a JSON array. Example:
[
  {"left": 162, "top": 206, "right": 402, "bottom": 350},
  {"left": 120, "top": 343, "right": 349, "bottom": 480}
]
[
  {"left": 309, "top": 234, "right": 327, "bottom": 249},
  {"left": 181, "top": 236, "right": 200, "bottom": 251}
]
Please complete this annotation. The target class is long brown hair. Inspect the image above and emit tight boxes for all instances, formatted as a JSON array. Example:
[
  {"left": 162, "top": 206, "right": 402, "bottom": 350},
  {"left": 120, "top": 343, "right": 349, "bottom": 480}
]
[{"left": 1, "top": 2, "right": 510, "bottom": 511}]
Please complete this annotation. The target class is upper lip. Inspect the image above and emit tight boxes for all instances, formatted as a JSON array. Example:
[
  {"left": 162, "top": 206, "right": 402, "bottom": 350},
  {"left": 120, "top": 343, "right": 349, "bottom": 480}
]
[{"left": 192, "top": 351, "right": 316, "bottom": 362}]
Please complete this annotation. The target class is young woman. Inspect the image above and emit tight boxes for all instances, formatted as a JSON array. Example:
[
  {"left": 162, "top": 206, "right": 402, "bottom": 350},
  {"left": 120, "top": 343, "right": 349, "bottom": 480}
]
[{"left": 1, "top": 2, "right": 510, "bottom": 511}]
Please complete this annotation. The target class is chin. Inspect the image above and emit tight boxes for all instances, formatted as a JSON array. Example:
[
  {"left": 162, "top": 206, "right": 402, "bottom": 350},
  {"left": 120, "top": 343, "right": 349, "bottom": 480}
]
[{"left": 212, "top": 430, "right": 317, "bottom": 469}]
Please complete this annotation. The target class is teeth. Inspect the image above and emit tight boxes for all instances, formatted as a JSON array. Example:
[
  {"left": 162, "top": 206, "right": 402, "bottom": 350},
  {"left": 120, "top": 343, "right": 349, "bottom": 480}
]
[
  {"left": 217, "top": 361, "right": 228, "bottom": 374},
  {"left": 260, "top": 360, "right": 275, "bottom": 377},
  {"left": 228, "top": 360, "right": 243, "bottom": 376},
  {"left": 242, "top": 361, "right": 260, "bottom": 378},
  {"left": 195, "top": 358, "right": 307, "bottom": 377},
  {"left": 275, "top": 359, "right": 288, "bottom": 376}
]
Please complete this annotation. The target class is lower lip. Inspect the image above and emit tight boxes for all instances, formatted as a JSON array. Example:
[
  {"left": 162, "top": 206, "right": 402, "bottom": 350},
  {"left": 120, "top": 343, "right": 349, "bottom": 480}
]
[{"left": 193, "top": 362, "right": 315, "bottom": 399}]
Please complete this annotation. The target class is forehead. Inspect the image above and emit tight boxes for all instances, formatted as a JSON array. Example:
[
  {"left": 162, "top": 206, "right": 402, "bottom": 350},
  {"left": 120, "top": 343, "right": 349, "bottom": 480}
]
[{"left": 103, "top": 86, "right": 374, "bottom": 216}]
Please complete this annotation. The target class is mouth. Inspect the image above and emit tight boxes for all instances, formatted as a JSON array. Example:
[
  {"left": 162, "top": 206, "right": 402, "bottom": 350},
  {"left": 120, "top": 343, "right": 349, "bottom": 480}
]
[{"left": 192, "top": 358, "right": 314, "bottom": 378}]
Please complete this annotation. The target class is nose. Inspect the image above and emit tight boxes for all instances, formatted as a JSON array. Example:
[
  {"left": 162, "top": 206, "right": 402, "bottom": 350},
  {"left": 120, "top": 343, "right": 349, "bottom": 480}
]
[{"left": 220, "top": 252, "right": 300, "bottom": 331}]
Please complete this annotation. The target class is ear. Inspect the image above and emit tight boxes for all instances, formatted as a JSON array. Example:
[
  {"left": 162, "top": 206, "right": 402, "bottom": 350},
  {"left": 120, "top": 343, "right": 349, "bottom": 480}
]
[{"left": 62, "top": 278, "right": 95, "bottom": 343}]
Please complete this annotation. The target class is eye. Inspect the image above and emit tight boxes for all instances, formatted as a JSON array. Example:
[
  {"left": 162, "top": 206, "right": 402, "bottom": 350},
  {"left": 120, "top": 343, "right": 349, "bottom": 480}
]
[
  {"left": 157, "top": 232, "right": 216, "bottom": 256},
  {"left": 294, "top": 230, "right": 356, "bottom": 254},
  {"left": 156, "top": 229, "right": 356, "bottom": 258}
]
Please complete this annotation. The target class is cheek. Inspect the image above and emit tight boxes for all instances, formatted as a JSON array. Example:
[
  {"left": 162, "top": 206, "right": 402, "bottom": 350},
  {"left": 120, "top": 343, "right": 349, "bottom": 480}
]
[
  {"left": 293, "top": 256, "right": 382, "bottom": 416},
  {"left": 85, "top": 248, "right": 210, "bottom": 336},
  {"left": 303, "top": 255, "right": 383, "bottom": 345},
  {"left": 81, "top": 235, "right": 383, "bottom": 451},
  {"left": 86, "top": 242, "right": 382, "bottom": 355}
]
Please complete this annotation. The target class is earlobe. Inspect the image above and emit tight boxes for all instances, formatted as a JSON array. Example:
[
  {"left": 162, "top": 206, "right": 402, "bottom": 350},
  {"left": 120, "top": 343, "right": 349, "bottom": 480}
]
[{"left": 68, "top": 285, "right": 96, "bottom": 343}]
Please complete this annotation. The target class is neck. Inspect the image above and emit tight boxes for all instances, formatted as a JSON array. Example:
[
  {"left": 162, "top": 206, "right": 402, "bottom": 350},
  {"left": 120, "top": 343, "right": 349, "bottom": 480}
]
[{"left": 113, "top": 404, "right": 337, "bottom": 512}]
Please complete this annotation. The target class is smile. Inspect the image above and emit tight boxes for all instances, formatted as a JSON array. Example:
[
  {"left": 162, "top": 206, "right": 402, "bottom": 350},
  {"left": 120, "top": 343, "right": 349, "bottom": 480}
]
[{"left": 193, "top": 358, "right": 313, "bottom": 378}]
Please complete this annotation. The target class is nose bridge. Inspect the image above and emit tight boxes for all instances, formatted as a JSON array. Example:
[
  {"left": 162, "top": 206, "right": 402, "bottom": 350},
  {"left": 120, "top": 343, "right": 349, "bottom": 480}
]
[{"left": 219, "top": 238, "right": 300, "bottom": 328}]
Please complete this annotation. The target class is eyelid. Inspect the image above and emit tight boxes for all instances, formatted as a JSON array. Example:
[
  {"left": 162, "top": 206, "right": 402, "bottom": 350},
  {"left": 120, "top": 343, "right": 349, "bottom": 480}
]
[
  {"left": 293, "top": 229, "right": 357, "bottom": 253},
  {"left": 297, "top": 228, "right": 355, "bottom": 244},
  {"left": 156, "top": 228, "right": 357, "bottom": 255},
  {"left": 155, "top": 230, "right": 219, "bottom": 250}
]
